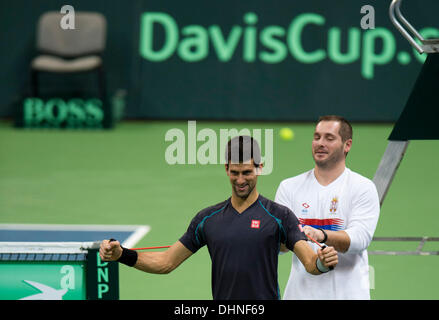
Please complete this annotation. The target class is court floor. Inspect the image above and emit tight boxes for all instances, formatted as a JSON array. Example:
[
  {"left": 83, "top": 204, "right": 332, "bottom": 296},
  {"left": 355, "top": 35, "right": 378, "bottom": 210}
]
[{"left": 1, "top": 120, "right": 438, "bottom": 299}]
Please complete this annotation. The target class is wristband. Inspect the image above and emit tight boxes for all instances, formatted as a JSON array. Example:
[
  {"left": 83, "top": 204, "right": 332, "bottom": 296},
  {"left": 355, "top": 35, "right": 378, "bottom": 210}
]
[
  {"left": 117, "top": 247, "right": 138, "bottom": 267},
  {"left": 316, "top": 257, "right": 330, "bottom": 273},
  {"left": 109, "top": 238, "right": 138, "bottom": 267},
  {"left": 317, "top": 228, "right": 328, "bottom": 243}
]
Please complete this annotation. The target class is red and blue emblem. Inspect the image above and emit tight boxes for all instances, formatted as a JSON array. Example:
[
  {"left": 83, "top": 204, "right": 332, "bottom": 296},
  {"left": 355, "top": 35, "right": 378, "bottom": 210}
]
[{"left": 298, "top": 218, "right": 344, "bottom": 231}]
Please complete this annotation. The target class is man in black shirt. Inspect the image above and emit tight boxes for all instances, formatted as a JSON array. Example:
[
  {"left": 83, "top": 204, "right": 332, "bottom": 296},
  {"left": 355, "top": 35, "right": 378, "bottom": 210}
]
[{"left": 100, "top": 136, "right": 338, "bottom": 300}]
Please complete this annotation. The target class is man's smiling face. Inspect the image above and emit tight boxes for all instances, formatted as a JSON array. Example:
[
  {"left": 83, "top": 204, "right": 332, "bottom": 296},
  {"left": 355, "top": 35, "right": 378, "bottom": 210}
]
[{"left": 312, "top": 120, "right": 351, "bottom": 169}]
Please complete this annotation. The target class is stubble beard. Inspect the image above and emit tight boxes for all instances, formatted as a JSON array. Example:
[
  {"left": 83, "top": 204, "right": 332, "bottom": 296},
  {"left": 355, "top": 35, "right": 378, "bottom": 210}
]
[
  {"left": 233, "top": 183, "right": 255, "bottom": 199},
  {"left": 313, "top": 146, "right": 345, "bottom": 170}
]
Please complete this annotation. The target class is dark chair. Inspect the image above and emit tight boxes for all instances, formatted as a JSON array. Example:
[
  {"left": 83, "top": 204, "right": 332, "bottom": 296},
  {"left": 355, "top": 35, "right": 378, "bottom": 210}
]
[{"left": 30, "top": 11, "right": 107, "bottom": 101}]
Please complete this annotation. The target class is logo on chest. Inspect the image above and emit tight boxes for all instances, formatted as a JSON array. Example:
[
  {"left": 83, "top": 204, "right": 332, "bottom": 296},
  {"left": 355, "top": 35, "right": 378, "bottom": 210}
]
[
  {"left": 301, "top": 203, "right": 310, "bottom": 214},
  {"left": 251, "top": 220, "right": 261, "bottom": 229},
  {"left": 330, "top": 197, "right": 339, "bottom": 214}
]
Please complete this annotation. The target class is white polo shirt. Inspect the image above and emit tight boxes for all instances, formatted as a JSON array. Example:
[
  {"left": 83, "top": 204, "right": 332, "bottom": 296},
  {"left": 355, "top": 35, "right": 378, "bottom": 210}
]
[{"left": 275, "top": 168, "right": 380, "bottom": 300}]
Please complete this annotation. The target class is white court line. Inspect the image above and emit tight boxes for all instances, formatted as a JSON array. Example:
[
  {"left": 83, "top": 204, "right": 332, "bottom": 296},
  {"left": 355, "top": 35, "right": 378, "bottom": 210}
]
[
  {"left": 0, "top": 223, "right": 151, "bottom": 248},
  {"left": 122, "top": 225, "right": 150, "bottom": 248}
]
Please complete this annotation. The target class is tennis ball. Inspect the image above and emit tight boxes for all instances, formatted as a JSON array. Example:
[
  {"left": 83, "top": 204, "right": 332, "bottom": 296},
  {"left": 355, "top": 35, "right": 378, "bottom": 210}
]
[{"left": 279, "top": 128, "right": 294, "bottom": 141}]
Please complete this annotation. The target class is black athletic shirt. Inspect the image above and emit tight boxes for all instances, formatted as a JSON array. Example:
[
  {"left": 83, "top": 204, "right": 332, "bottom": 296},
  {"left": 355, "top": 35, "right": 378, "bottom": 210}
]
[{"left": 179, "top": 194, "right": 307, "bottom": 300}]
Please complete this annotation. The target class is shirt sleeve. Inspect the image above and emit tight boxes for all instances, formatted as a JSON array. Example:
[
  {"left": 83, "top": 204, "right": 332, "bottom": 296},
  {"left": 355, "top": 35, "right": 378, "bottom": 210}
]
[
  {"left": 179, "top": 211, "right": 207, "bottom": 253},
  {"left": 344, "top": 180, "right": 380, "bottom": 254},
  {"left": 282, "top": 206, "right": 307, "bottom": 251}
]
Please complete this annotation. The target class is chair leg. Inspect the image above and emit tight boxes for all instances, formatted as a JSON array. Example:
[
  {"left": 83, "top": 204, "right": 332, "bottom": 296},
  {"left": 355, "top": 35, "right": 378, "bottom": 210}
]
[
  {"left": 30, "top": 69, "right": 39, "bottom": 97},
  {"left": 97, "top": 65, "right": 112, "bottom": 128},
  {"left": 97, "top": 65, "right": 106, "bottom": 101}
]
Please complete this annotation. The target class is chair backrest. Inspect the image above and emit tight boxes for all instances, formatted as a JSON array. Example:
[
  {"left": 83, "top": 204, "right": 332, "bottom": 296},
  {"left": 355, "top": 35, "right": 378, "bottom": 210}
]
[{"left": 36, "top": 11, "right": 106, "bottom": 57}]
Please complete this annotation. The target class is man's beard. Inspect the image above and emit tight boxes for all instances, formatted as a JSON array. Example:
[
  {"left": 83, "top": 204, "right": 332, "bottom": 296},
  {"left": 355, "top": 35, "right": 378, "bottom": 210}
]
[
  {"left": 233, "top": 183, "right": 255, "bottom": 199},
  {"left": 313, "top": 146, "right": 345, "bottom": 169}
]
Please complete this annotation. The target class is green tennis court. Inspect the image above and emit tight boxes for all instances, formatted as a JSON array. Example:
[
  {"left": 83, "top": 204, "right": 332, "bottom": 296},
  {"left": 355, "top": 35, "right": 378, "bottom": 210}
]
[{"left": 1, "top": 119, "right": 438, "bottom": 299}]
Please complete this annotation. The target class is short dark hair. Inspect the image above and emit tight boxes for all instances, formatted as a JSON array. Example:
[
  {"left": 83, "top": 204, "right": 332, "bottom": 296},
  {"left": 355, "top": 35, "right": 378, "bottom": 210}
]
[
  {"left": 225, "top": 136, "right": 261, "bottom": 167},
  {"left": 317, "top": 115, "right": 353, "bottom": 142}
]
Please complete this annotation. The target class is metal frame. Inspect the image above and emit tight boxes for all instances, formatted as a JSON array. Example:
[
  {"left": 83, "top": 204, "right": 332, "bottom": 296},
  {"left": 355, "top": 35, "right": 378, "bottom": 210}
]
[
  {"left": 372, "top": 140, "right": 409, "bottom": 205},
  {"left": 390, "top": 0, "right": 439, "bottom": 54},
  {"left": 369, "top": 237, "right": 439, "bottom": 256},
  {"left": 367, "top": 2, "right": 439, "bottom": 257}
]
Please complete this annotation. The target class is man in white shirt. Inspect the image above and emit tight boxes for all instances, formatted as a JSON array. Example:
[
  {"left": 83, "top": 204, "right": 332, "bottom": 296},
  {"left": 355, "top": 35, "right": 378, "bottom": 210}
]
[{"left": 275, "top": 115, "right": 380, "bottom": 300}]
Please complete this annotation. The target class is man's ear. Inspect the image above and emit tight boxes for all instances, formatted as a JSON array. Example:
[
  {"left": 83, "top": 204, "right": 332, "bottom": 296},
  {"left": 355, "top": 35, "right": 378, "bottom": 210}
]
[{"left": 344, "top": 139, "right": 352, "bottom": 154}]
